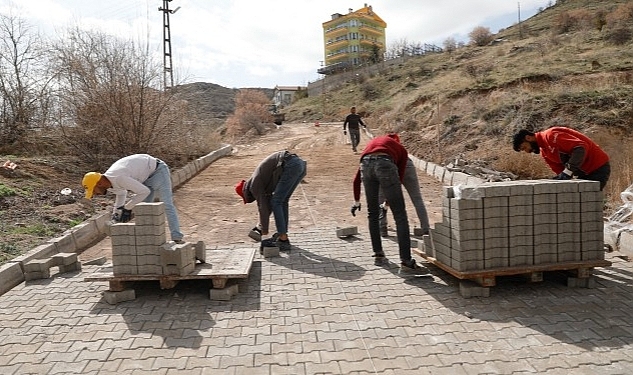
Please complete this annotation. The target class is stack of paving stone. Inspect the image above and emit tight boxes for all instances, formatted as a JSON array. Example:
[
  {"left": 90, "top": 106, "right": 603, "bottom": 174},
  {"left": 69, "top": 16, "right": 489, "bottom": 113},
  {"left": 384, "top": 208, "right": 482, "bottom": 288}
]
[
  {"left": 428, "top": 180, "right": 604, "bottom": 272},
  {"left": 110, "top": 202, "right": 198, "bottom": 276}
]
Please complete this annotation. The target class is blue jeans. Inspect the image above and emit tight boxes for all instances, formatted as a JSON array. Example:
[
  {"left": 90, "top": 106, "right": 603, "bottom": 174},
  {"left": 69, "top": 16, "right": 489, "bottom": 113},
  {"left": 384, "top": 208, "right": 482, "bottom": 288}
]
[
  {"left": 143, "top": 162, "right": 184, "bottom": 241},
  {"left": 361, "top": 156, "right": 412, "bottom": 262},
  {"left": 379, "top": 158, "right": 430, "bottom": 232},
  {"left": 271, "top": 155, "right": 307, "bottom": 235}
]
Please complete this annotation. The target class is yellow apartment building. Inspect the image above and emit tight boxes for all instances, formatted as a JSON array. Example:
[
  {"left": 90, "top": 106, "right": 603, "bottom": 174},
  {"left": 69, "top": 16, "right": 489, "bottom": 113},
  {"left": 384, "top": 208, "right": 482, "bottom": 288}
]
[{"left": 320, "top": 4, "right": 386, "bottom": 74}]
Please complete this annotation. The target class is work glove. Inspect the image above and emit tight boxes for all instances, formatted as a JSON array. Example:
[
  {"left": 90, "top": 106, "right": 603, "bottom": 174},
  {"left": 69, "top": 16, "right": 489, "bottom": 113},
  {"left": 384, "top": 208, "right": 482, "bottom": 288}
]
[
  {"left": 112, "top": 206, "right": 134, "bottom": 223},
  {"left": 553, "top": 168, "right": 573, "bottom": 181},
  {"left": 350, "top": 201, "right": 361, "bottom": 216},
  {"left": 378, "top": 202, "right": 388, "bottom": 220},
  {"left": 343, "top": 130, "right": 347, "bottom": 135}
]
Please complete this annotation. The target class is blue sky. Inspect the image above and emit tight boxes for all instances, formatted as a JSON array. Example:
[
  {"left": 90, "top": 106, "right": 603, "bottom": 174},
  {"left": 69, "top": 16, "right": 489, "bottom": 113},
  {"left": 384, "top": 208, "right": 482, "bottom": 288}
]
[{"left": 3, "top": 0, "right": 551, "bottom": 88}]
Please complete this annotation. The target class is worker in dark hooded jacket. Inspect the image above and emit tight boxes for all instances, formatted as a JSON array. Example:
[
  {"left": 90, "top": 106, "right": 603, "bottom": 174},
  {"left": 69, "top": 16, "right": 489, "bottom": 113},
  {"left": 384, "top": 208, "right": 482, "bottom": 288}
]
[{"left": 235, "top": 150, "right": 307, "bottom": 251}]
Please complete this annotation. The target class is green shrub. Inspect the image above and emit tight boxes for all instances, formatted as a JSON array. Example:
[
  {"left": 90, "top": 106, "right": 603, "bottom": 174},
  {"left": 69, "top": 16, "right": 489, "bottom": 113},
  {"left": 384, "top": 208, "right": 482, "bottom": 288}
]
[{"left": 0, "top": 184, "right": 17, "bottom": 198}]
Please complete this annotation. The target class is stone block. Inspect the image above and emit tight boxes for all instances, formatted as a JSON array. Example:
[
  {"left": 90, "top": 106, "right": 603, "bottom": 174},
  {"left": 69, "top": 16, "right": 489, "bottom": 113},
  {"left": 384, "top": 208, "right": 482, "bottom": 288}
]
[
  {"left": 110, "top": 222, "right": 136, "bottom": 236},
  {"left": 195, "top": 241, "right": 206, "bottom": 263},
  {"left": 103, "top": 289, "right": 136, "bottom": 305},
  {"left": 422, "top": 234, "right": 434, "bottom": 257},
  {"left": 47, "top": 234, "right": 76, "bottom": 253},
  {"left": 70, "top": 220, "right": 99, "bottom": 250},
  {"left": 336, "top": 226, "right": 358, "bottom": 238},
  {"left": 137, "top": 265, "right": 162, "bottom": 275},
  {"left": 567, "top": 276, "right": 596, "bottom": 288},
  {"left": 58, "top": 262, "right": 82, "bottom": 274},
  {"left": 459, "top": 280, "right": 490, "bottom": 298},
  {"left": 0, "top": 262, "right": 25, "bottom": 296},
  {"left": 24, "top": 270, "right": 50, "bottom": 281},
  {"left": 11, "top": 242, "right": 58, "bottom": 267},
  {"left": 133, "top": 202, "right": 165, "bottom": 217},
  {"left": 113, "top": 264, "right": 137, "bottom": 275},
  {"left": 210, "top": 283, "right": 239, "bottom": 301},
  {"left": 262, "top": 246, "right": 279, "bottom": 258},
  {"left": 52, "top": 252, "right": 78, "bottom": 266},
  {"left": 83, "top": 256, "right": 108, "bottom": 266},
  {"left": 24, "top": 258, "right": 55, "bottom": 273}
]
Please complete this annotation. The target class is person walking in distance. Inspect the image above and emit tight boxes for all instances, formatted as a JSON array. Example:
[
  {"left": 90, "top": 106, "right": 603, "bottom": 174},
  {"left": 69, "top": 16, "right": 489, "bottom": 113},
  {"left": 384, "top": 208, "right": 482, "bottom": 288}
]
[
  {"left": 378, "top": 133, "right": 431, "bottom": 237},
  {"left": 351, "top": 135, "right": 428, "bottom": 274},
  {"left": 82, "top": 154, "right": 185, "bottom": 243},
  {"left": 512, "top": 127, "right": 610, "bottom": 190},
  {"left": 343, "top": 106, "right": 366, "bottom": 153},
  {"left": 235, "top": 150, "right": 307, "bottom": 251}
]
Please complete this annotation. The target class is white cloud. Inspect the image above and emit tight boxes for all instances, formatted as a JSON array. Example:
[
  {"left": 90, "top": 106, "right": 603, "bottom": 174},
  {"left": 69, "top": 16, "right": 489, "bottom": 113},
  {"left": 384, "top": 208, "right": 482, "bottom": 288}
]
[{"left": 4, "top": 0, "right": 550, "bottom": 88}]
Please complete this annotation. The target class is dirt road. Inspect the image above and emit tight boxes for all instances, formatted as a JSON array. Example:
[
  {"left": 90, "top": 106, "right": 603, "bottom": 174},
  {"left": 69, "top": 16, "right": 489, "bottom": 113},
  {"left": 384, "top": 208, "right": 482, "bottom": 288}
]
[{"left": 80, "top": 123, "right": 444, "bottom": 260}]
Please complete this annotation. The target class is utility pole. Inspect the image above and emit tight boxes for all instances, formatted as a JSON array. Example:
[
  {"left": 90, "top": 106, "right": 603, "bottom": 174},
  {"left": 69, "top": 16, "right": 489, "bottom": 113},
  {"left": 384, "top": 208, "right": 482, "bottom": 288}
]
[
  {"left": 158, "top": 0, "right": 180, "bottom": 89},
  {"left": 518, "top": 2, "right": 522, "bottom": 39}
]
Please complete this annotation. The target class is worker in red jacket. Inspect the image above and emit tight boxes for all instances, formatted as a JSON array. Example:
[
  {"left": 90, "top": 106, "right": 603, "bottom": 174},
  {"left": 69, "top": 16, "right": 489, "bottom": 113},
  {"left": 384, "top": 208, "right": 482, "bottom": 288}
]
[
  {"left": 351, "top": 135, "right": 427, "bottom": 274},
  {"left": 512, "top": 127, "right": 610, "bottom": 190}
]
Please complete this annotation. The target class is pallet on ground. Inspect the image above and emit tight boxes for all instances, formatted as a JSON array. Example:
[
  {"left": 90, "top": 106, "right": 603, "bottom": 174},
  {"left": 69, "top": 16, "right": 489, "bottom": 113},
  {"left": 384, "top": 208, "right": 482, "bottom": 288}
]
[
  {"left": 413, "top": 248, "right": 611, "bottom": 287},
  {"left": 84, "top": 248, "right": 256, "bottom": 291}
]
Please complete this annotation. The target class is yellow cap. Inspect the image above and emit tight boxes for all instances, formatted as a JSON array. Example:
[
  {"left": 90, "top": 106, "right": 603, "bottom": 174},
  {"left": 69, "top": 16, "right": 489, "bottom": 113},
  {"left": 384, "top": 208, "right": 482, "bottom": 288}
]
[{"left": 82, "top": 172, "right": 102, "bottom": 199}]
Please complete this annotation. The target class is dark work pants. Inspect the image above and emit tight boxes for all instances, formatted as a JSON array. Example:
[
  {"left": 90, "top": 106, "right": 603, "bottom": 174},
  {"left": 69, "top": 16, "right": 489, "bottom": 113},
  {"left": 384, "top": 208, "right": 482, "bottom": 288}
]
[{"left": 361, "top": 156, "right": 412, "bottom": 262}]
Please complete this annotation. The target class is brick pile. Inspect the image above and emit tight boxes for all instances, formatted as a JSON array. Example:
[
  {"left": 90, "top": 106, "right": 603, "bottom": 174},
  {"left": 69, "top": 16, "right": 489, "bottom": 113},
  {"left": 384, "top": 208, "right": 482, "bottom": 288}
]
[
  {"left": 110, "top": 202, "right": 203, "bottom": 276},
  {"left": 429, "top": 180, "right": 604, "bottom": 271}
]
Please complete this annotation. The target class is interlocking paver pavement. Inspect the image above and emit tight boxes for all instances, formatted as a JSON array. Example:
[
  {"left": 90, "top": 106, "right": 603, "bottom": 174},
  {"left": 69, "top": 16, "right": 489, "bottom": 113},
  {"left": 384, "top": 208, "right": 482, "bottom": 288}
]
[{"left": 2, "top": 124, "right": 633, "bottom": 374}]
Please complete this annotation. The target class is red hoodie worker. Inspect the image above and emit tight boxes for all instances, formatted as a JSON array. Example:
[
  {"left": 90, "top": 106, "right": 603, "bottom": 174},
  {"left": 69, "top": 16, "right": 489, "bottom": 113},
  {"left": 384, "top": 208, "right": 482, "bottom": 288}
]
[
  {"left": 351, "top": 135, "right": 427, "bottom": 274},
  {"left": 512, "top": 127, "right": 610, "bottom": 190}
]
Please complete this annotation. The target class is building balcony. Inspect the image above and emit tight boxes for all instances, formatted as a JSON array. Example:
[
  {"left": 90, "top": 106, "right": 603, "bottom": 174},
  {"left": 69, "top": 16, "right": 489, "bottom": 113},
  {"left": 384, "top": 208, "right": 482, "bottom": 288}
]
[
  {"left": 326, "top": 38, "right": 349, "bottom": 48},
  {"left": 359, "top": 39, "right": 383, "bottom": 48},
  {"left": 324, "top": 24, "right": 348, "bottom": 38},
  {"left": 359, "top": 24, "right": 383, "bottom": 36}
]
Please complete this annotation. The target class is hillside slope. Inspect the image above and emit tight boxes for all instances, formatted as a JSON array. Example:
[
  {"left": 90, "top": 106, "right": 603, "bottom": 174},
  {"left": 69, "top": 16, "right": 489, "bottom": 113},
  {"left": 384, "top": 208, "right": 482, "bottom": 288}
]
[{"left": 283, "top": 0, "right": 633, "bottom": 208}]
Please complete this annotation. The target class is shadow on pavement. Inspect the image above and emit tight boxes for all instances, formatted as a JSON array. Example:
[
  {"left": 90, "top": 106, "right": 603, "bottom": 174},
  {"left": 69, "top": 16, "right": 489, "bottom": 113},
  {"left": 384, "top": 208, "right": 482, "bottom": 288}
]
[
  {"left": 86, "top": 262, "right": 263, "bottom": 349},
  {"left": 401, "top": 256, "right": 633, "bottom": 352}
]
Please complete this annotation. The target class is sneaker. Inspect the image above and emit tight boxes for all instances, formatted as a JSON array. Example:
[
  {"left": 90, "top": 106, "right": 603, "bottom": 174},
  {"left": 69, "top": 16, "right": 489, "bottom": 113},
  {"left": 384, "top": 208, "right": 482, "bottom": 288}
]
[
  {"left": 260, "top": 237, "right": 292, "bottom": 252},
  {"left": 400, "top": 259, "right": 429, "bottom": 275},
  {"left": 277, "top": 238, "right": 291, "bottom": 252},
  {"left": 174, "top": 239, "right": 185, "bottom": 245},
  {"left": 372, "top": 251, "right": 386, "bottom": 258}
]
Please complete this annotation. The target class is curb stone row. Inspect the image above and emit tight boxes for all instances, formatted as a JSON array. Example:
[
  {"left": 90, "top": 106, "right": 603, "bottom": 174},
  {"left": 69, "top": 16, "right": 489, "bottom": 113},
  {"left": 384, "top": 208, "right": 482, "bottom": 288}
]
[{"left": 0, "top": 144, "right": 233, "bottom": 296}]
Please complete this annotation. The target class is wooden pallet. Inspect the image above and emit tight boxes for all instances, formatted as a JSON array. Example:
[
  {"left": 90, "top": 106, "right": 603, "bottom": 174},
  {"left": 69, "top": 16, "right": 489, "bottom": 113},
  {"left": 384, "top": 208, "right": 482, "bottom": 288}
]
[
  {"left": 84, "top": 248, "right": 256, "bottom": 291},
  {"left": 413, "top": 248, "right": 612, "bottom": 287}
]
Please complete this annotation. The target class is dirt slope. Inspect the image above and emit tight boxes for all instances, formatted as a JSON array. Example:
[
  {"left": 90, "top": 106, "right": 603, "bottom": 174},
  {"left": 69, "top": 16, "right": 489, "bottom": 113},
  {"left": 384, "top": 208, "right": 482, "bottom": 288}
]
[{"left": 79, "top": 123, "right": 444, "bottom": 261}]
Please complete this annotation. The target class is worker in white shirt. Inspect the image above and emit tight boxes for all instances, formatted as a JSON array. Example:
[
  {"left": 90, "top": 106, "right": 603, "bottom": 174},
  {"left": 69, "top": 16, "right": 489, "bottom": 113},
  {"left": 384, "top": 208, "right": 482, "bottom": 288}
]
[{"left": 81, "top": 153, "right": 184, "bottom": 243}]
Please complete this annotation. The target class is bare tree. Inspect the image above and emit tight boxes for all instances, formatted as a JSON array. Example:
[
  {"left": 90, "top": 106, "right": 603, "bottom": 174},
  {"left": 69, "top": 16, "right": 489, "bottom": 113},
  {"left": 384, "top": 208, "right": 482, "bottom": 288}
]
[
  {"left": 469, "top": 26, "right": 494, "bottom": 46},
  {"left": 385, "top": 38, "right": 409, "bottom": 59},
  {"left": 49, "top": 28, "right": 191, "bottom": 168},
  {"left": 443, "top": 37, "right": 457, "bottom": 54},
  {"left": 0, "top": 13, "right": 51, "bottom": 149},
  {"left": 225, "top": 89, "right": 273, "bottom": 137}
]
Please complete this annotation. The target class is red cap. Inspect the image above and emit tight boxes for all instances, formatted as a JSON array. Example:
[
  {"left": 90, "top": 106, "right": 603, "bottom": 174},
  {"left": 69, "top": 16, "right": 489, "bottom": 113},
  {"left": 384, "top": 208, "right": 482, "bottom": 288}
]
[
  {"left": 387, "top": 132, "right": 401, "bottom": 143},
  {"left": 235, "top": 180, "right": 246, "bottom": 203}
]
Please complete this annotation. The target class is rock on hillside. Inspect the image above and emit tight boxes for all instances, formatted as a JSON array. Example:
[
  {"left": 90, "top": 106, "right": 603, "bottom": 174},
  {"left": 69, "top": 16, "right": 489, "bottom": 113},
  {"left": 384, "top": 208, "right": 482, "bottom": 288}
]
[{"left": 171, "top": 82, "right": 274, "bottom": 125}]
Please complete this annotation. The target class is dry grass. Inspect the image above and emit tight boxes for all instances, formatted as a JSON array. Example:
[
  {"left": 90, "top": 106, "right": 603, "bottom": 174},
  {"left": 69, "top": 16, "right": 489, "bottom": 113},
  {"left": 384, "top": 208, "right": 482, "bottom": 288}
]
[{"left": 285, "top": 0, "right": 633, "bottom": 209}]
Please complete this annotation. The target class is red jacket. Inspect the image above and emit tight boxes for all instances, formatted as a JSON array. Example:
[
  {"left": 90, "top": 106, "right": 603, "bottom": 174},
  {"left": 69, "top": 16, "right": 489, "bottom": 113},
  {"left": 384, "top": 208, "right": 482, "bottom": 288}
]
[
  {"left": 535, "top": 127, "right": 609, "bottom": 175},
  {"left": 352, "top": 136, "right": 408, "bottom": 201}
]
